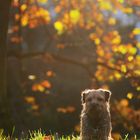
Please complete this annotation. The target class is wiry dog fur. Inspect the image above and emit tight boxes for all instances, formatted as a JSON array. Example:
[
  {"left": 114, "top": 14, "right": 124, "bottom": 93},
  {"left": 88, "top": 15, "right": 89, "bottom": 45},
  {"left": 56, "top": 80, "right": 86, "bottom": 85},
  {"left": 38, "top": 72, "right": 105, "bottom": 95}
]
[{"left": 80, "top": 89, "right": 113, "bottom": 140}]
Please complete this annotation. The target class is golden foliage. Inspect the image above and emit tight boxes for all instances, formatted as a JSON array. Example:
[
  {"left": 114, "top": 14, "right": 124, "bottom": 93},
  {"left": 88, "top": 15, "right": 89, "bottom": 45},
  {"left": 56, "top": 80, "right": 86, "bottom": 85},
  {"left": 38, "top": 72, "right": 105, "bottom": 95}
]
[
  {"left": 11, "top": 0, "right": 140, "bottom": 91},
  {"left": 21, "top": 6, "right": 50, "bottom": 28}
]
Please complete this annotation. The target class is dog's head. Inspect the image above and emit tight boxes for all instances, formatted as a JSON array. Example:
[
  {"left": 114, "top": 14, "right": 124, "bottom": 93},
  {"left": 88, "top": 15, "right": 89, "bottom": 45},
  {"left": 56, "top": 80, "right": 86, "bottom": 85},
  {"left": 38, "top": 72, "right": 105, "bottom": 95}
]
[{"left": 81, "top": 89, "right": 111, "bottom": 114}]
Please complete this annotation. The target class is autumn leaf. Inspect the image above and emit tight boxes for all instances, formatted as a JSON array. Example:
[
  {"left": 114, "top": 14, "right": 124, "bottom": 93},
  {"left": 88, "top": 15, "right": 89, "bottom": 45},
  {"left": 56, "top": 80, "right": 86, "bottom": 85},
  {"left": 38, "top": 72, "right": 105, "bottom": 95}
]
[
  {"left": 70, "top": 9, "right": 81, "bottom": 24},
  {"left": 54, "top": 21, "right": 65, "bottom": 34},
  {"left": 133, "top": 28, "right": 140, "bottom": 35}
]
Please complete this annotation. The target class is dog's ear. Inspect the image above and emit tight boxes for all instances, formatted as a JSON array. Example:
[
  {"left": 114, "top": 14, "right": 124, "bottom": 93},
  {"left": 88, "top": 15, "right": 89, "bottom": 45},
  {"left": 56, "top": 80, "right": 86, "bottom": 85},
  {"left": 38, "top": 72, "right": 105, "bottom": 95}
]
[
  {"left": 81, "top": 89, "right": 90, "bottom": 104},
  {"left": 81, "top": 91, "right": 86, "bottom": 104},
  {"left": 104, "top": 90, "right": 112, "bottom": 102}
]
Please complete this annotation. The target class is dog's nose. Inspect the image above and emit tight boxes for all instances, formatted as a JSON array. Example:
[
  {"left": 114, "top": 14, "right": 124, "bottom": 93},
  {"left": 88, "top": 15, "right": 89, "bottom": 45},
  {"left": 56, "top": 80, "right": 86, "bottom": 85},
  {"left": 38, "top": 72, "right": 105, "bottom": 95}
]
[{"left": 91, "top": 102, "right": 97, "bottom": 107}]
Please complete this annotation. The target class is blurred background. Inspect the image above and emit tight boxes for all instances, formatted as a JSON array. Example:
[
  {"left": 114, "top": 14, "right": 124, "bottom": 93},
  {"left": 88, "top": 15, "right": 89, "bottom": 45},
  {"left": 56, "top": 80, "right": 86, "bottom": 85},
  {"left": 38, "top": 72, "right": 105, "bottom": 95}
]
[{"left": 0, "top": 0, "right": 140, "bottom": 138}]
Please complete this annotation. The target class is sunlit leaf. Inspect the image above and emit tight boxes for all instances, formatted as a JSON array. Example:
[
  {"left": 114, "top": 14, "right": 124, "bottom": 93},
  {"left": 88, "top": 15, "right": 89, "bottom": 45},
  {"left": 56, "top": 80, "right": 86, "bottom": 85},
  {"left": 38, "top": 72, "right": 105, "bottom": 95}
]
[
  {"left": 25, "top": 96, "right": 35, "bottom": 104},
  {"left": 21, "top": 15, "right": 28, "bottom": 26},
  {"left": 99, "top": 1, "right": 112, "bottom": 11},
  {"left": 37, "top": 84, "right": 45, "bottom": 92},
  {"left": 20, "top": 4, "right": 27, "bottom": 11},
  {"left": 133, "top": 28, "right": 140, "bottom": 35},
  {"left": 55, "top": 5, "right": 61, "bottom": 13},
  {"left": 120, "top": 99, "right": 129, "bottom": 107},
  {"left": 118, "top": 45, "right": 127, "bottom": 54},
  {"left": 111, "top": 36, "right": 121, "bottom": 45},
  {"left": 70, "top": 9, "right": 80, "bottom": 24},
  {"left": 118, "top": 0, "right": 124, "bottom": 3},
  {"left": 114, "top": 72, "right": 122, "bottom": 80},
  {"left": 37, "top": 0, "right": 47, "bottom": 4},
  {"left": 108, "top": 18, "right": 116, "bottom": 25},
  {"left": 94, "top": 38, "right": 100, "bottom": 45},
  {"left": 134, "top": 70, "right": 140, "bottom": 76},
  {"left": 128, "top": 47, "right": 137, "bottom": 55},
  {"left": 123, "top": 7, "right": 133, "bottom": 14},
  {"left": 127, "top": 93, "right": 133, "bottom": 99},
  {"left": 46, "top": 70, "right": 54, "bottom": 77},
  {"left": 41, "top": 80, "right": 52, "bottom": 89},
  {"left": 127, "top": 56, "right": 134, "bottom": 61},
  {"left": 54, "top": 21, "right": 64, "bottom": 34},
  {"left": 57, "top": 106, "right": 75, "bottom": 113},
  {"left": 137, "top": 86, "right": 140, "bottom": 91},
  {"left": 121, "top": 65, "right": 127, "bottom": 73}
]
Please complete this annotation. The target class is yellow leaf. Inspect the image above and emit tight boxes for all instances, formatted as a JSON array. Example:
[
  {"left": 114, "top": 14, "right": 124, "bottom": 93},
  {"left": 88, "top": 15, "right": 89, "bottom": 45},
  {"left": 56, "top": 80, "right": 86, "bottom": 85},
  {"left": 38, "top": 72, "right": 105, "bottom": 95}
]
[
  {"left": 37, "top": 85, "right": 45, "bottom": 92},
  {"left": 108, "top": 18, "right": 116, "bottom": 25},
  {"left": 37, "top": 0, "right": 47, "bottom": 4},
  {"left": 20, "top": 4, "right": 27, "bottom": 11},
  {"left": 114, "top": 72, "right": 122, "bottom": 80},
  {"left": 70, "top": 9, "right": 80, "bottom": 24},
  {"left": 118, "top": 45, "right": 127, "bottom": 54},
  {"left": 25, "top": 96, "right": 35, "bottom": 104},
  {"left": 21, "top": 15, "right": 28, "bottom": 26},
  {"left": 136, "top": 42, "right": 140, "bottom": 48},
  {"left": 127, "top": 56, "right": 134, "bottom": 61},
  {"left": 121, "top": 65, "right": 127, "bottom": 73},
  {"left": 137, "top": 86, "right": 140, "bottom": 91},
  {"left": 133, "top": 28, "right": 140, "bottom": 35},
  {"left": 123, "top": 7, "right": 133, "bottom": 14},
  {"left": 118, "top": 0, "right": 124, "bottom": 3},
  {"left": 94, "top": 38, "right": 100, "bottom": 45},
  {"left": 54, "top": 21, "right": 64, "bottom": 34},
  {"left": 128, "top": 47, "right": 137, "bottom": 55},
  {"left": 111, "top": 36, "right": 121, "bottom": 45},
  {"left": 127, "top": 93, "right": 133, "bottom": 99},
  {"left": 99, "top": 1, "right": 112, "bottom": 11},
  {"left": 134, "top": 70, "right": 140, "bottom": 76}
]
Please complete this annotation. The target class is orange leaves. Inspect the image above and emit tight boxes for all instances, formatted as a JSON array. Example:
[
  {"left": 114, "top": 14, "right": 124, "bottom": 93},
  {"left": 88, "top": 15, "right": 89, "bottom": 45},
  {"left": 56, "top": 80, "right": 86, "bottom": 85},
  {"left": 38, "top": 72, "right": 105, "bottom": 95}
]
[
  {"left": 108, "top": 17, "right": 116, "bottom": 25},
  {"left": 103, "top": 31, "right": 121, "bottom": 45},
  {"left": 122, "top": 7, "right": 133, "bottom": 14},
  {"left": 41, "top": 80, "right": 52, "bottom": 88},
  {"left": 24, "top": 96, "right": 39, "bottom": 111},
  {"left": 99, "top": 1, "right": 112, "bottom": 11},
  {"left": 89, "top": 33, "right": 101, "bottom": 45},
  {"left": 54, "top": 5, "right": 62, "bottom": 13},
  {"left": 57, "top": 106, "right": 76, "bottom": 113},
  {"left": 54, "top": 9, "right": 81, "bottom": 34},
  {"left": 132, "top": 28, "right": 140, "bottom": 35},
  {"left": 131, "top": 0, "right": 140, "bottom": 6},
  {"left": 21, "top": 6, "right": 50, "bottom": 28},
  {"left": 46, "top": 70, "right": 55, "bottom": 77},
  {"left": 32, "top": 80, "right": 52, "bottom": 92}
]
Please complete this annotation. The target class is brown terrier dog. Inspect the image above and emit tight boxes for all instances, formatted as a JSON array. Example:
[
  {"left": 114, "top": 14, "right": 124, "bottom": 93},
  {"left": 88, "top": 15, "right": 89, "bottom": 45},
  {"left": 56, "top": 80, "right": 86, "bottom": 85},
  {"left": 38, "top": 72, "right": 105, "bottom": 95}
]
[{"left": 80, "top": 89, "right": 113, "bottom": 140}]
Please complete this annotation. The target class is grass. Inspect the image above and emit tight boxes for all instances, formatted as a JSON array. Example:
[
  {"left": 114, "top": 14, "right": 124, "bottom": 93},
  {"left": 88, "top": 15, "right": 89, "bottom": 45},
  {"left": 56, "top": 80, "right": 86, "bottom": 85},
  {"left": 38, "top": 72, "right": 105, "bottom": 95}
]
[{"left": 0, "top": 129, "right": 139, "bottom": 140}]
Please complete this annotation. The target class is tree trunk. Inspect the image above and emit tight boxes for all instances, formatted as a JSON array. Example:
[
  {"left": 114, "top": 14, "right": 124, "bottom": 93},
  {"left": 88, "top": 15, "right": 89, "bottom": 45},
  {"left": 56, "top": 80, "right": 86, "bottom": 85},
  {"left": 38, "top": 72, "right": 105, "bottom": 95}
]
[{"left": 0, "top": 0, "right": 11, "bottom": 103}]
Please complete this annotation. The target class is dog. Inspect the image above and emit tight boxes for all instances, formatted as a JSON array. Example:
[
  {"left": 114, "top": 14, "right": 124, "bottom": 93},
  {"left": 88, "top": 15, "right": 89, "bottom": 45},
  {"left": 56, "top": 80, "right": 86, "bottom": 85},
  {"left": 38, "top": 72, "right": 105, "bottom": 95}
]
[{"left": 80, "top": 89, "right": 113, "bottom": 140}]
